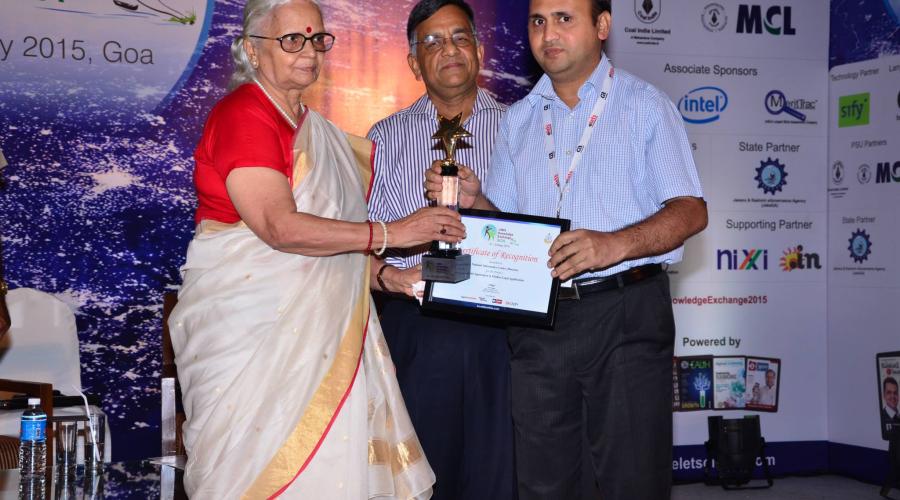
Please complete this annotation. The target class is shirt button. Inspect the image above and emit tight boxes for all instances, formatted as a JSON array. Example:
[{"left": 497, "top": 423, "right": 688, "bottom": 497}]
[{"left": 566, "top": 150, "right": 573, "bottom": 156}]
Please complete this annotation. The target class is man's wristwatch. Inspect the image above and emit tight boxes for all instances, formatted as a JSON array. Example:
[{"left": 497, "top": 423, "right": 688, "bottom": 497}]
[{"left": 0, "top": 279, "right": 7, "bottom": 296}]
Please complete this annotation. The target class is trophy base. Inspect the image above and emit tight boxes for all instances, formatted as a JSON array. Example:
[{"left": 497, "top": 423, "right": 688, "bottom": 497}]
[{"left": 422, "top": 253, "right": 471, "bottom": 283}]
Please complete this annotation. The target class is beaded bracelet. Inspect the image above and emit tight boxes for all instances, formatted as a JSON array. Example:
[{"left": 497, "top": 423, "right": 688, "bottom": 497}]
[{"left": 373, "top": 220, "right": 388, "bottom": 256}]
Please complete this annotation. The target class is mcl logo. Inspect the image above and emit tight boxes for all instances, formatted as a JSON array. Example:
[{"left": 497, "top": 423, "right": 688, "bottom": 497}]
[
  {"left": 737, "top": 5, "right": 796, "bottom": 35},
  {"left": 838, "top": 93, "right": 870, "bottom": 127},
  {"left": 780, "top": 245, "right": 821, "bottom": 271},
  {"left": 678, "top": 86, "right": 728, "bottom": 124},
  {"left": 875, "top": 161, "right": 900, "bottom": 183},
  {"left": 717, "top": 249, "right": 768, "bottom": 270}
]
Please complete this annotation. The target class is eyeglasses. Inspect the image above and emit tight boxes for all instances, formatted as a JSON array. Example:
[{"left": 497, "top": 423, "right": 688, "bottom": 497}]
[
  {"left": 412, "top": 31, "right": 476, "bottom": 54},
  {"left": 248, "top": 32, "right": 336, "bottom": 53}
]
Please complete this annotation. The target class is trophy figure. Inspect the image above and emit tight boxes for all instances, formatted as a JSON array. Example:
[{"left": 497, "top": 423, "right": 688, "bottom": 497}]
[{"left": 421, "top": 114, "right": 472, "bottom": 283}]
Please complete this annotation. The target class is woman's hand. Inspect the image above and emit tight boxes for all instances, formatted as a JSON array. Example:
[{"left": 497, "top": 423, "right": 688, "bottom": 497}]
[
  {"left": 386, "top": 206, "right": 465, "bottom": 249},
  {"left": 378, "top": 264, "right": 424, "bottom": 298}
]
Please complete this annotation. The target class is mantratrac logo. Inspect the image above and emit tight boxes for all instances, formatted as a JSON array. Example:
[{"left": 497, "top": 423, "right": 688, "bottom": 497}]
[
  {"left": 848, "top": 229, "right": 872, "bottom": 263},
  {"left": 780, "top": 245, "right": 821, "bottom": 271},
  {"left": 858, "top": 163, "right": 872, "bottom": 184},
  {"left": 831, "top": 161, "right": 844, "bottom": 186},
  {"left": 875, "top": 160, "right": 900, "bottom": 183},
  {"left": 717, "top": 248, "right": 769, "bottom": 270},
  {"left": 635, "top": 0, "right": 661, "bottom": 23},
  {"left": 765, "top": 90, "right": 816, "bottom": 124},
  {"left": 838, "top": 93, "right": 870, "bottom": 127},
  {"left": 678, "top": 86, "right": 728, "bottom": 124},
  {"left": 702, "top": 3, "right": 727, "bottom": 32},
  {"left": 736, "top": 5, "right": 796, "bottom": 35},
  {"left": 755, "top": 158, "right": 787, "bottom": 195}
]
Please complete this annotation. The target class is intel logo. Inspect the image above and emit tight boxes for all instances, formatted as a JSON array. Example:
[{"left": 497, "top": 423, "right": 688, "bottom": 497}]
[{"left": 678, "top": 86, "right": 728, "bottom": 124}]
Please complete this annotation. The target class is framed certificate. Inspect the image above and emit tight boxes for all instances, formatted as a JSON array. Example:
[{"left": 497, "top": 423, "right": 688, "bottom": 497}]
[
  {"left": 422, "top": 209, "right": 570, "bottom": 327},
  {"left": 877, "top": 351, "right": 900, "bottom": 440}
]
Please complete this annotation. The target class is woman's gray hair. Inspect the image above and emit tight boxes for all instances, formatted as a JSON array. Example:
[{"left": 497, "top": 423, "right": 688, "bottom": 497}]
[{"left": 228, "top": 0, "right": 320, "bottom": 90}]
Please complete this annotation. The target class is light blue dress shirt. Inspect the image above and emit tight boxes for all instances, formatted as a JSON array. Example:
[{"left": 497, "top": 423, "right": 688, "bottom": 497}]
[{"left": 484, "top": 54, "right": 704, "bottom": 278}]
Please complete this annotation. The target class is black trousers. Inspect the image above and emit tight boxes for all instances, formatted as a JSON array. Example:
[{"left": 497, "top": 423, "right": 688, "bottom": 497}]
[
  {"left": 508, "top": 272, "right": 675, "bottom": 500},
  {"left": 378, "top": 296, "right": 517, "bottom": 500}
]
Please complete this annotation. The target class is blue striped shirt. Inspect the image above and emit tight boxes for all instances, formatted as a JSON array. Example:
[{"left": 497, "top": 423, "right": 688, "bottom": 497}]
[
  {"left": 484, "top": 54, "right": 703, "bottom": 278},
  {"left": 368, "top": 89, "right": 507, "bottom": 270}
]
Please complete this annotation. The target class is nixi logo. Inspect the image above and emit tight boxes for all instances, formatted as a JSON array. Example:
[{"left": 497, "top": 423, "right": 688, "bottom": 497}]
[
  {"left": 635, "top": 0, "right": 661, "bottom": 24},
  {"left": 858, "top": 163, "right": 872, "bottom": 184},
  {"left": 831, "top": 161, "right": 844, "bottom": 185},
  {"left": 755, "top": 158, "right": 787, "bottom": 195},
  {"left": 678, "top": 86, "right": 728, "bottom": 124},
  {"left": 717, "top": 249, "right": 769, "bottom": 270},
  {"left": 780, "top": 245, "right": 821, "bottom": 271},
  {"left": 702, "top": 3, "right": 727, "bottom": 32},
  {"left": 838, "top": 93, "right": 870, "bottom": 127},
  {"left": 848, "top": 229, "right": 872, "bottom": 263},
  {"left": 737, "top": 5, "right": 796, "bottom": 35},
  {"left": 875, "top": 161, "right": 900, "bottom": 183}
]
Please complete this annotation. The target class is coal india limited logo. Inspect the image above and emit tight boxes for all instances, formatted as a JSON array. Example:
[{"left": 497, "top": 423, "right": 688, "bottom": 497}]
[
  {"left": 635, "top": 0, "right": 661, "bottom": 23},
  {"left": 755, "top": 158, "right": 787, "bottom": 195},
  {"left": 831, "top": 161, "right": 844, "bottom": 185},
  {"left": 848, "top": 229, "right": 872, "bottom": 263},
  {"left": 481, "top": 224, "right": 497, "bottom": 241},
  {"left": 858, "top": 163, "right": 872, "bottom": 184},
  {"left": 702, "top": 3, "right": 727, "bottom": 32}
]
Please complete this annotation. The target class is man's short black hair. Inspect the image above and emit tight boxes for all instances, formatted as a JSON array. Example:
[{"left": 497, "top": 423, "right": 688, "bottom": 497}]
[
  {"left": 592, "top": 0, "right": 612, "bottom": 21},
  {"left": 885, "top": 376, "right": 899, "bottom": 392},
  {"left": 407, "top": 0, "right": 476, "bottom": 45}
]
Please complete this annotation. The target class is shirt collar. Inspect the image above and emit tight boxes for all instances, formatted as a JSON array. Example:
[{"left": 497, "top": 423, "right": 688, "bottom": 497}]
[
  {"left": 526, "top": 52, "right": 611, "bottom": 107},
  {"left": 408, "top": 87, "right": 504, "bottom": 118}
]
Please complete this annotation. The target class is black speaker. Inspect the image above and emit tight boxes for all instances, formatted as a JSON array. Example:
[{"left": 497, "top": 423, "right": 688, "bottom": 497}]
[{"left": 704, "top": 415, "right": 773, "bottom": 490}]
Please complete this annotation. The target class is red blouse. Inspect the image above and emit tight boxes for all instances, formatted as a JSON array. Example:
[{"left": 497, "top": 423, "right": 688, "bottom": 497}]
[{"left": 193, "top": 83, "right": 296, "bottom": 224}]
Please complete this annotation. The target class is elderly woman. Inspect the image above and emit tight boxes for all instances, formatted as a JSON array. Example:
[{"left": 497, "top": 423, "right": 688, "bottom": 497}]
[{"left": 168, "top": 0, "right": 461, "bottom": 497}]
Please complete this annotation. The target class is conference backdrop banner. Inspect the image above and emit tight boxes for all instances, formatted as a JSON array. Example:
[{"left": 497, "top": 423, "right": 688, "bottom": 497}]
[
  {"left": 609, "top": 0, "right": 829, "bottom": 479},
  {"left": 0, "top": 0, "right": 532, "bottom": 460}
]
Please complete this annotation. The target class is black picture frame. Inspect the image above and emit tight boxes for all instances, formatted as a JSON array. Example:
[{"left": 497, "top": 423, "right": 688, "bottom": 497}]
[
  {"left": 422, "top": 208, "right": 570, "bottom": 328},
  {"left": 744, "top": 356, "right": 781, "bottom": 413},
  {"left": 877, "top": 351, "right": 900, "bottom": 441}
]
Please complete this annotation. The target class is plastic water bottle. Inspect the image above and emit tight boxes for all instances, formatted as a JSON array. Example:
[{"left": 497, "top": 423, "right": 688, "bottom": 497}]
[{"left": 19, "top": 398, "right": 47, "bottom": 476}]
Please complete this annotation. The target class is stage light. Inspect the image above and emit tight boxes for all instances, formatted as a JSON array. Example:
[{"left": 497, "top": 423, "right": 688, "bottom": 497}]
[{"left": 704, "top": 415, "right": 774, "bottom": 490}]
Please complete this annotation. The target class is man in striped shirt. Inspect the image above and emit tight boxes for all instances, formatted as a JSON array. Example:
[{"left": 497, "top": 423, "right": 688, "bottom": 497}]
[
  {"left": 366, "top": 1, "right": 515, "bottom": 499},
  {"left": 426, "top": 0, "right": 707, "bottom": 498}
]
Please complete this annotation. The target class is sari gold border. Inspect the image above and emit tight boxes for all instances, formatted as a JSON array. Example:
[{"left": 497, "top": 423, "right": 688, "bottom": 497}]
[
  {"left": 242, "top": 269, "right": 371, "bottom": 499},
  {"left": 368, "top": 436, "right": 426, "bottom": 476}
]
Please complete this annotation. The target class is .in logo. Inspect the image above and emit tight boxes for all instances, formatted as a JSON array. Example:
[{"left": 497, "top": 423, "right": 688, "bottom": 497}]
[
  {"left": 678, "top": 86, "right": 728, "bottom": 124},
  {"left": 737, "top": 5, "right": 796, "bottom": 35},
  {"left": 755, "top": 158, "right": 787, "bottom": 195},
  {"left": 717, "top": 249, "right": 769, "bottom": 270},
  {"left": 838, "top": 93, "right": 870, "bottom": 127},
  {"left": 780, "top": 245, "right": 821, "bottom": 271},
  {"left": 875, "top": 161, "right": 900, "bottom": 183},
  {"left": 848, "top": 229, "right": 872, "bottom": 263}
]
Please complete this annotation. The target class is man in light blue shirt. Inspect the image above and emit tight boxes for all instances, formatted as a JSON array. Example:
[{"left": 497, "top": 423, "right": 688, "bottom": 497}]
[{"left": 426, "top": 0, "right": 707, "bottom": 498}]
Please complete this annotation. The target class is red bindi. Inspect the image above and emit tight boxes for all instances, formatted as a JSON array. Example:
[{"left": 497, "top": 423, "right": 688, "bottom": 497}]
[{"left": 306, "top": 26, "right": 312, "bottom": 33}]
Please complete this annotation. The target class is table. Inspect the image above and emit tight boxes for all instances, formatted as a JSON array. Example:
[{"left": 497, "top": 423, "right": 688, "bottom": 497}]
[{"left": 0, "top": 459, "right": 186, "bottom": 499}]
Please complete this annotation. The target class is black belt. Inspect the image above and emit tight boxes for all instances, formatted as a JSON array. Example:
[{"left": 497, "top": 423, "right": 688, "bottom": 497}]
[{"left": 558, "top": 264, "right": 663, "bottom": 300}]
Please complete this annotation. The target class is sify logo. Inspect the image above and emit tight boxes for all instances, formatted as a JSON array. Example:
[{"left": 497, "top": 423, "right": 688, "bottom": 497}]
[
  {"left": 755, "top": 158, "right": 787, "bottom": 195},
  {"left": 838, "top": 93, "right": 870, "bottom": 127},
  {"left": 848, "top": 229, "right": 872, "bottom": 263},
  {"left": 780, "top": 245, "right": 821, "bottom": 271},
  {"left": 737, "top": 5, "right": 796, "bottom": 35},
  {"left": 702, "top": 3, "right": 727, "bottom": 32},
  {"left": 635, "top": 0, "right": 661, "bottom": 24},
  {"left": 875, "top": 161, "right": 900, "bottom": 183},
  {"left": 678, "top": 86, "right": 728, "bottom": 124},
  {"left": 717, "top": 248, "right": 769, "bottom": 270}
]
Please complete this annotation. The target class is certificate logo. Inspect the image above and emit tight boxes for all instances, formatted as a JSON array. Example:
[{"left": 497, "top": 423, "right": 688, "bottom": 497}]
[
  {"left": 702, "top": 3, "right": 727, "bottom": 32},
  {"left": 678, "top": 86, "right": 728, "bottom": 124},
  {"left": 635, "top": 0, "right": 661, "bottom": 24},
  {"left": 858, "top": 163, "right": 872, "bottom": 184},
  {"left": 481, "top": 224, "right": 497, "bottom": 241},
  {"left": 831, "top": 161, "right": 844, "bottom": 186},
  {"left": 779, "top": 245, "right": 821, "bottom": 271},
  {"left": 754, "top": 157, "right": 787, "bottom": 195},
  {"left": 848, "top": 229, "right": 872, "bottom": 263}
]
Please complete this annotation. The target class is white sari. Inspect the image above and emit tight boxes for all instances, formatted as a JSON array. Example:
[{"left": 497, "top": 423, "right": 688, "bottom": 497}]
[{"left": 168, "top": 110, "right": 435, "bottom": 499}]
